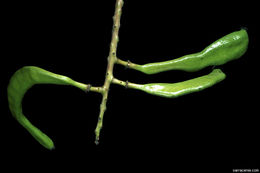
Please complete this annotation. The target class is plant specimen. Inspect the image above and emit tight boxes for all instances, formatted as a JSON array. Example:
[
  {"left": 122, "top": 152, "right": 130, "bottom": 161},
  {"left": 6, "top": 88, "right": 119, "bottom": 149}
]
[{"left": 7, "top": 0, "right": 249, "bottom": 149}]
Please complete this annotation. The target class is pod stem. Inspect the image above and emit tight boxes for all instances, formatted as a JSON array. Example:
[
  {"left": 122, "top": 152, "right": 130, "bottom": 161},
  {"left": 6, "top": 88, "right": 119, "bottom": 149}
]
[
  {"left": 94, "top": 0, "right": 124, "bottom": 144},
  {"left": 73, "top": 81, "right": 103, "bottom": 94},
  {"left": 87, "top": 85, "right": 103, "bottom": 93},
  {"left": 116, "top": 58, "right": 140, "bottom": 70},
  {"left": 112, "top": 78, "right": 143, "bottom": 90}
]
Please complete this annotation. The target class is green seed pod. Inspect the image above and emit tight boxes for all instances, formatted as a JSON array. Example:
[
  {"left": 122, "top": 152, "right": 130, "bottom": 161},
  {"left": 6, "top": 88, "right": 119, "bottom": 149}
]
[
  {"left": 132, "top": 29, "right": 248, "bottom": 74},
  {"left": 7, "top": 66, "right": 87, "bottom": 149},
  {"left": 130, "top": 69, "right": 226, "bottom": 98}
]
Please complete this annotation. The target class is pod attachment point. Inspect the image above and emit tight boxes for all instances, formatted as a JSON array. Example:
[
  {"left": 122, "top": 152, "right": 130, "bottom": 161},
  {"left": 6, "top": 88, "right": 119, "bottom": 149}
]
[
  {"left": 125, "top": 80, "right": 129, "bottom": 89},
  {"left": 86, "top": 84, "right": 92, "bottom": 93},
  {"left": 125, "top": 60, "right": 131, "bottom": 69}
]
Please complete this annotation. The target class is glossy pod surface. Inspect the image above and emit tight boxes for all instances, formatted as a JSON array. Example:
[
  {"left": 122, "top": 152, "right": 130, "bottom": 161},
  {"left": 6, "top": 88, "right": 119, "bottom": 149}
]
[
  {"left": 7, "top": 66, "right": 86, "bottom": 149},
  {"left": 134, "top": 29, "right": 248, "bottom": 74},
  {"left": 133, "top": 69, "right": 226, "bottom": 98}
]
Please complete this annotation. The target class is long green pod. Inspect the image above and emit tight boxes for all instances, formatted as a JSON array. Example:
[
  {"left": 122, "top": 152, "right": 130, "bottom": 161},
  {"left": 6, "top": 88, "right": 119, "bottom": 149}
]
[
  {"left": 7, "top": 66, "right": 88, "bottom": 149},
  {"left": 123, "top": 69, "right": 226, "bottom": 98},
  {"left": 129, "top": 29, "right": 248, "bottom": 74}
]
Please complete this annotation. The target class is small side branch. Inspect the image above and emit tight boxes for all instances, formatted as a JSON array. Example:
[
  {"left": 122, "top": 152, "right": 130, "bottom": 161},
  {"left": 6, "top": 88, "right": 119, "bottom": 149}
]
[
  {"left": 71, "top": 81, "right": 103, "bottom": 94},
  {"left": 116, "top": 58, "right": 140, "bottom": 70},
  {"left": 85, "top": 84, "right": 104, "bottom": 94},
  {"left": 112, "top": 78, "right": 143, "bottom": 90}
]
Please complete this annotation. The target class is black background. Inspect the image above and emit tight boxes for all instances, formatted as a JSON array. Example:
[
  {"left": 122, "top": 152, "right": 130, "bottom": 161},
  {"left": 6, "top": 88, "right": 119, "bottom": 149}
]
[{"left": 1, "top": 0, "right": 259, "bottom": 171}]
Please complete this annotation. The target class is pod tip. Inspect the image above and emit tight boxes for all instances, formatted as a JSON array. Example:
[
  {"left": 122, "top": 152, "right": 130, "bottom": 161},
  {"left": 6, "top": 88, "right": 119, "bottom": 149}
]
[
  {"left": 240, "top": 26, "right": 248, "bottom": 31},
  {"left": 50, "top": 145, "right": 55, "bottom": 150},
  {"left": 95, "top": 139, "right": 99, "bottom": 145}
]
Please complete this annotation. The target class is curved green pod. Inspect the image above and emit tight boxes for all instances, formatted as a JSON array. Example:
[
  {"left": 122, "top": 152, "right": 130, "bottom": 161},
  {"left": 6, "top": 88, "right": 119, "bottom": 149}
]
[
  {"left": 128, "top": 69, "right": 226, "bottom": 98},
  {"left": 131, "top": 29, "right": 248, "bottom": 74},
  {"left": 7, "top": 66, "right": 88, "bottom": 149}
]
